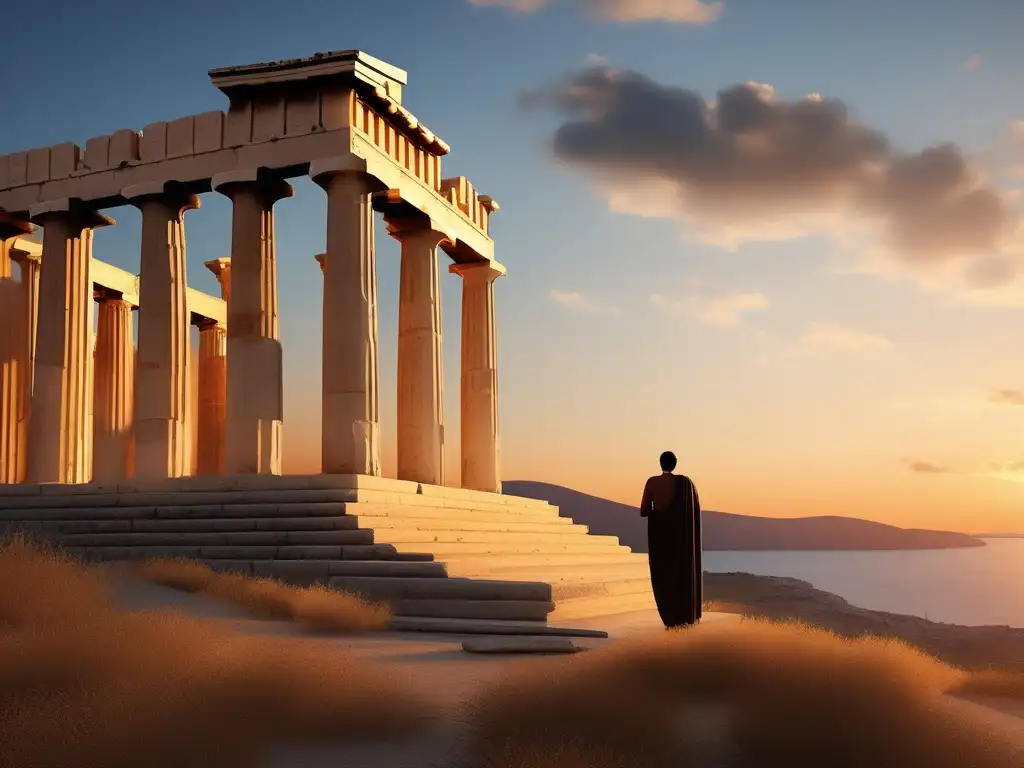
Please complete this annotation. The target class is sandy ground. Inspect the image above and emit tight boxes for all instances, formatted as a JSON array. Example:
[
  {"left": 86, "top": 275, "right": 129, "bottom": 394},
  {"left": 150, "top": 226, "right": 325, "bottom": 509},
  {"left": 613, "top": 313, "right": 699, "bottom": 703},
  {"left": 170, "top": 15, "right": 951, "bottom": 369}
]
[{"left": 107, "top": 573, "right": 1024, "bottom": 767}]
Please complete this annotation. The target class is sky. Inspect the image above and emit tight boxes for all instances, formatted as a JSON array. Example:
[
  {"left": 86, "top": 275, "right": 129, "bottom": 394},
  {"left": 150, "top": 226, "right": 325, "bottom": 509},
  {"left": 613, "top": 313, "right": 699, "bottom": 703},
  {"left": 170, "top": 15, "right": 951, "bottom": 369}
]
[{"left": 2, "top": 0, "right": 1024, "bottom": 533}]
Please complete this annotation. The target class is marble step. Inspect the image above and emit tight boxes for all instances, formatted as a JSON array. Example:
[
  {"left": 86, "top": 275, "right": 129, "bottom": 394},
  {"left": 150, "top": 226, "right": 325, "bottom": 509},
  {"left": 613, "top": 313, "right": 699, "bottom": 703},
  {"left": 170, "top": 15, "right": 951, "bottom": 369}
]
[
  {"left": 57, "top": 530, "right": 376, "bottom": 548},
  {"left": 1, "top": 515, "right": 361, "bottom": 535},
  {"left": 352, "top": 514, "right": 582, "bottom": 533},
  {"left": 462, "top": 559, "right": 652, "bottom": 585},
  {"left": 327, "top": 576, "right": 553, "bottom": 602},
  {"left": 442, "top": 551, "right": 642, "bottom": 576},
  {"left": 64, "top": 543, "right": 431, "bottom": 562},
  {"left": 0, "top": 489, "right": 558, "bottom": 517},
  {"left": 387, "top": 616, "right": 608, "bottom": 638},
  {"left": 549, "top": 576, "right": 652, "bottom": 601},
  {"left": 391, "top": 599, "right": 554, "bottom": 622},
  {"left": 0, "top": 500, "right": 566, "bottom": 524},
  {"left": 549, "top": 589, "right": 656, "bottom": 622},
  {"left": 368, "top": 528, "right": 603, "bottom": 546}
]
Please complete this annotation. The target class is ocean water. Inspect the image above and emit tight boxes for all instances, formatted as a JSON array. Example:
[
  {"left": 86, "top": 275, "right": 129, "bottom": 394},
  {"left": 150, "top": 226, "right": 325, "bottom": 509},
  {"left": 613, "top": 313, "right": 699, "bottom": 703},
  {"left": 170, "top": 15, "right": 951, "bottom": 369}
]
[{"left": 704, "top": 538, "right": 1024, "bottom": 628}]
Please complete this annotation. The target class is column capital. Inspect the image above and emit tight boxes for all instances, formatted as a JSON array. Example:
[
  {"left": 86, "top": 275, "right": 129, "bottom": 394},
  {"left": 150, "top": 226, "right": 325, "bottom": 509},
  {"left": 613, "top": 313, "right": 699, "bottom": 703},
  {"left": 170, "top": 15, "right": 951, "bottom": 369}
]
[
  {"left": 204, "top": 257, "right": 231, "bottom": 279},
  {"left": 314, "top": 253, "right": 326, "bottom": 273},
  {"left": 93, "top": 288, "right": 131, "bottom": 305},
  {"left": 0, "top": 211, "right": 33, "bottom": 241},
  {"left": 212, "top": 169, "right": 293, "bottom": 204},
  {"left": 9, "top": 239, "right": 41, "bottom": 266},
  {"left": 384, "top": 215, "right": 452, "bottom": 248},
  {"left": 449, "top": 259, "right": 507, "bottom": 282},
  {"left": 197, "top": 317, "right": 223, "bottom": 332},
  {"left": 309, "top": 155, "right": 386, "bottom": 191},
  {"left": 28, "top": 198, "right": 114, "bottom": 230},
  {"left": 122, "top": 181, "right": 201, "bottom": 215}
]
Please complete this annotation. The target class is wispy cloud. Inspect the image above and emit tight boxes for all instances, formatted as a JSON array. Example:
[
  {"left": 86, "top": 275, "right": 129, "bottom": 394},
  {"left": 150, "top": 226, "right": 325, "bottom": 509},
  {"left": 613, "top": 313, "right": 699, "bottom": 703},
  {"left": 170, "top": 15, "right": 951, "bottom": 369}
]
[
  {"left": 903, "top": 458, "right": 954, "bottom": 474},
  {"left": 988, "top": 388, "right": 1024, "bottom": 406},
  {"left": 797, "top": 322, "right": 892, "bottom": 353},
  {"left": 960, "top": 54, "right": 982, "bottom": 72},
  {"left": 467, "top": 0, "right": 723, "bottom": 24},
  {"left": 549, "top": 289, "right": 621, "bottom": 315},
  {"left": 650, "top": 291, "right": 769, "bottom": 326}
]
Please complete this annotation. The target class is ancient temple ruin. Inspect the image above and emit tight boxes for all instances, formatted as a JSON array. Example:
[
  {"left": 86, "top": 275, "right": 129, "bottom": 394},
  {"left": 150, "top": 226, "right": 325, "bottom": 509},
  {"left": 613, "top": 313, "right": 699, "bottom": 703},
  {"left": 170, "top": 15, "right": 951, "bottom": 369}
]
[
  {"left": 0, "top": 51, "right": 654, "bottom": 633},
  {"left": 0, "top": 50, "right": 501, "bottom": 492}
]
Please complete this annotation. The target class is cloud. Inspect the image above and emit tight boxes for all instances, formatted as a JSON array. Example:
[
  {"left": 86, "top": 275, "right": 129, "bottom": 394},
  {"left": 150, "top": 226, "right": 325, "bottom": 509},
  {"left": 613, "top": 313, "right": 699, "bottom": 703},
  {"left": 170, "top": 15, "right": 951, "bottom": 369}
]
[
  {"left": 989, "top": 460, "right": 1024, "bottom": 482},
  {"left": 797, "top": 322, "right": 891, "bottom": 353},
  {"left": 523, "top": 64, "right": 1023, "bottom": 294},
  {"left": 650, "top": 290, "right": 769, "bottom": 326},
  {"left": 960, "top": 54, "right": 982, "bottom": 72},
  {"left": 903, "top": 459, "right": 954, "bottom": 474},
  {"left": 549, "top": 289, "right": 621, "bottom": 314},
  {"left": 988, "top": 388, "right": 1024, "bottom": 406},
  {"left": 467, "top": 0, "right": 723, "bottom": 24}
]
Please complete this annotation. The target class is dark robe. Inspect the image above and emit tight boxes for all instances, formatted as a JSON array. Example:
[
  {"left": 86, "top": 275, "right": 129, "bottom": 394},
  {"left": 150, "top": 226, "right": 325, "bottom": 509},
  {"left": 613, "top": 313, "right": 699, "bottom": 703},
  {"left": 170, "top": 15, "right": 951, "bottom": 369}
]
[{"left": 642, "top": 474, "right": 703, "bottom": 627}]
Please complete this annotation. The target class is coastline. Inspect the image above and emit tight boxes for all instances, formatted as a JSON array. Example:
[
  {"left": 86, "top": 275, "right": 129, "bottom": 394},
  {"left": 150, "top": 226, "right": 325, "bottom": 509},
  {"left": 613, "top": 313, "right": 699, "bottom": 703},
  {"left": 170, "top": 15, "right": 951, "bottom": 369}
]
[{"left": 705, "top": 571, "right": 1024, "bottom": 671}]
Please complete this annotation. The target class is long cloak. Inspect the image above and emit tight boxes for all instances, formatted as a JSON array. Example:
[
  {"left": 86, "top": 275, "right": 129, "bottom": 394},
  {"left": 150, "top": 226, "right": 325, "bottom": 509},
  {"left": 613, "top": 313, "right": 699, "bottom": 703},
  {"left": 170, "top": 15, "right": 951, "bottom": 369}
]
[{"left": 645, "top": 474, "right": 703, "bottom": 627}]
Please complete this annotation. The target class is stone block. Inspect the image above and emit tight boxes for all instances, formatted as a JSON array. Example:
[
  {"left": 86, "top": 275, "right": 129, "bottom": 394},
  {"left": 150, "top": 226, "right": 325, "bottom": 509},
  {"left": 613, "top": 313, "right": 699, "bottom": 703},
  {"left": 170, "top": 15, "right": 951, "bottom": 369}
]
[
  {"left": 286, "top": 89, "right": 320, "bottom": 136},
  {"left": 283, "top": 529, "right": 374, "bottom": 545},
  {"left": 320, "top": 85, "right": 351, "bottom": 131},
  {"left": 84, "top": 135, "right": 110, "bottom": 171},
  {"left": 26, "top": 147, "right": 50, "bottom": 183},
  {"left": 166, "top": 116, "right": 195, "bottom": 158},
  {"left": 252, "top": 94, "right": 286, "bottom": 143},
  {"left": 0, "top": 155, "right": 10, "bottom": 188},
  {"left": 9, "top": 152, "right": 28, "bottom": 186},
  {"left": 109, "top": 130, "right": 141, "bottom": 165},
  {"left": 253, "top": 559, "right": 331, "bottom": 581},
  {"left": 462, "top": 637, "right": 586, "bottom": 654},
  {"left": 193, "top": 111, "right": 224, "bottom": 154},
  {"left": 223, "top": 102, "right": 252, "bottom": 148},
  {"left": 326, "top": 560, "right": 447, "bottom": 578},
  {"left": 50, "top": 143, "right": 81, "bottom": 178},
  {"left": 140, "top": 121, "right": 168, "bottom": 163}
]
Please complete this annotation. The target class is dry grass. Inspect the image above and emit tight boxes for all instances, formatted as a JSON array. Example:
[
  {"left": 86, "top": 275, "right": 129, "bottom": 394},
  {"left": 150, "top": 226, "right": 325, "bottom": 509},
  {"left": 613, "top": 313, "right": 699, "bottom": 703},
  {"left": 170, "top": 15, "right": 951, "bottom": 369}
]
[
  {"left": 118, "top": 556, "right": 390, "bottom": 633},
  {"left": 465, "top": 618, "right": 1024, "bottom": 768},
  {"left": 0, "top": 535, "right": 436, "bottom": 768}
]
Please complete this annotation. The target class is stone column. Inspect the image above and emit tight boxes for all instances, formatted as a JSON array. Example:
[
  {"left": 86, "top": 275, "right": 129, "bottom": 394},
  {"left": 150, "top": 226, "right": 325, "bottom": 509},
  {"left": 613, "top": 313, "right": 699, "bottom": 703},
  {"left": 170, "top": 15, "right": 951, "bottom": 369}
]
[
  {"left": 449, "top": 261, "right": 505, "bottom": 494},
  {"left": 27, "top": 200, "right": 112, "bottom": 484},
  {"left": 11, "top": 245, "right": 41, "bottom": 400},
  {"left": 196, "top": 320, "right": 226, "bottom": 475},
  {"left": 92, "top": 295, "right": 135, "bottom": 482},
  {"left": 124, "top": 183, "right": 199, "bottom": 481},
  {"left": 0, "top": 214, "right": 32, "bottom": 484},
  {"left": 388, "top": 220, "right": 448, "bottom": 486},
  {"left": 311, "top": 160, "right": 383, "bottom": 477},
  {"left": 213, "top": 170, "right": 292, "bottom": 475}
]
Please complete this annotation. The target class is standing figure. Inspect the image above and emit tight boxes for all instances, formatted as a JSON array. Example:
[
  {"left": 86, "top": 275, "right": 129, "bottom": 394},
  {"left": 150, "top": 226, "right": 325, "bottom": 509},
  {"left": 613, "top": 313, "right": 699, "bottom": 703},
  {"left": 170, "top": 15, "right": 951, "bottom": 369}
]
[{"left": 640, "top": 450, "right": 703, "bottom": 628}]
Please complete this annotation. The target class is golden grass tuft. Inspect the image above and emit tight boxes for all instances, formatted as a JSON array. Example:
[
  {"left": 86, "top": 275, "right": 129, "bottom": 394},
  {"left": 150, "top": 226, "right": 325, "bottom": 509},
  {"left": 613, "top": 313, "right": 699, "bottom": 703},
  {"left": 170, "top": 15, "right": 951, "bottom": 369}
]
[
  {"left": 0, "top": 535, "right": 435, "bottom": 768},
  {"left": 465, "top": 618, "right": 1024, "bottom": 768},
  {"left": 121, "top": 556, "right": 391, "bottom": 633}
]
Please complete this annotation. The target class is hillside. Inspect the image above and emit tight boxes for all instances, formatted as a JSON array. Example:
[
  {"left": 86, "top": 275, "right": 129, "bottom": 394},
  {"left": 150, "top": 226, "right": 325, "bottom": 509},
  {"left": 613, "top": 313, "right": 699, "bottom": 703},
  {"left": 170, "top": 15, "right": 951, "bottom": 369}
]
[{"left": 503, "top": 481, "right": 985, "bottom": 552}]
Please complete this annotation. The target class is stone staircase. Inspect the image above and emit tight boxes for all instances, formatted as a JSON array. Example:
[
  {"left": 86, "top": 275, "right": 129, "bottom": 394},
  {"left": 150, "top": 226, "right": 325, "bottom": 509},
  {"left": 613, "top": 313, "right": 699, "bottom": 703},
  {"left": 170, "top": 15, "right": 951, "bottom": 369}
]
[{"left": 0, "top": 475, "right": 655, "bottom": 632}]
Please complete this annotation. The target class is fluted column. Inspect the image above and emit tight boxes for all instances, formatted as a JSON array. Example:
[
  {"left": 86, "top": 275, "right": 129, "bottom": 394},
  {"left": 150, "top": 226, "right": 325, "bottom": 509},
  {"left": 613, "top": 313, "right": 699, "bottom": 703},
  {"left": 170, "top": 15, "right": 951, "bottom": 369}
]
[
  {"left": 213, "top": 170, "right": 292, "bottom": 475},
  {"left": 27, "top": 201, "right": 112, "bottom": 484},
  {"left": 196, "top": 320, "right": 227, "bottom": 475},
  {"left": 92, "top": 296, "right": 135, "bottom": 482},
  {"left": 0, "top": 215, "right": 32, "bottom": 484},
  {"left": 11, "top": 246, "right": 41, "bottom": 401},
  {"left": 125, "top": 183, "right": 199, "bottom": 480},
  {"left": 450, "top": 261, "right": 505, "bottom": 493},
  {"left": 311, "top": 160, "right": 383, "bottom": 477},
  {"left": 389, "top": 221, "right": 448, "bottom": 486}
]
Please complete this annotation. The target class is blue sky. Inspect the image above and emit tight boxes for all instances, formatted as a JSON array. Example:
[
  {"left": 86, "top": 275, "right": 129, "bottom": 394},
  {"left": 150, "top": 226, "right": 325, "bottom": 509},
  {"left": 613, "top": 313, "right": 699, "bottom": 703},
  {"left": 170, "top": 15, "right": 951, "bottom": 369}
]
[{"left": 3, "top": 0, "right": 1024, "bottom": 531}]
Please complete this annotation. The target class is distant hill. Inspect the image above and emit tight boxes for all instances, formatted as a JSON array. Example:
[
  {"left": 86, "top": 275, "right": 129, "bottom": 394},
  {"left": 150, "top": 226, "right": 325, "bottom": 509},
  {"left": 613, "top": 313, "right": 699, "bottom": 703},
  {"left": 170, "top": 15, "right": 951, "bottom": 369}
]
[{"left": 503, "top": 481, "right": 986, "bottom": 552}]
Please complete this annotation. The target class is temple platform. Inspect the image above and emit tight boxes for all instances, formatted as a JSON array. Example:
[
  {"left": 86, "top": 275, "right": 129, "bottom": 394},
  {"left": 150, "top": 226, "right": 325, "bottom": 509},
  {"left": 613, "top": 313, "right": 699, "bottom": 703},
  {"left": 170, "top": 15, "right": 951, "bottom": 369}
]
[{"left": 0, "top": 475, "right": 656, "bottom": 635}]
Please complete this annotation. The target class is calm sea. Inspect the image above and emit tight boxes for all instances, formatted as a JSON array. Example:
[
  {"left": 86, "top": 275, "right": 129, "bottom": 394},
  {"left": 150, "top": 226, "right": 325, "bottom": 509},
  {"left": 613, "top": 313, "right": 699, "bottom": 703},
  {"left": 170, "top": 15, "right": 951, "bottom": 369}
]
[{"left": 704, "top": 537, "right": 1024, "bottom": 628}]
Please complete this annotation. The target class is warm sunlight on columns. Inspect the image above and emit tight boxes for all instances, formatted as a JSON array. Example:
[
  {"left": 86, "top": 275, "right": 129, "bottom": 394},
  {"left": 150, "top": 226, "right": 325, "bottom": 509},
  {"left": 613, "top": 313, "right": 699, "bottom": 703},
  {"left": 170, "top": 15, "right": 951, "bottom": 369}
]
[
  {"left": 389, "top": 220, "right": 447, "bottom": 487},
  {"left": 92, "top": 295, "right": 135, "bottom": 482},
  {"left": 312, "top": 161, "right": 383, "bottom": 477},
  {"left": 213, "top": 171, "right": 292, "bottom": 475},
  {"left": 196, "top": 320, "right": 227, "bottom": 476},
  {"left": 27, "top": 202, "right": 112, "bottom": 484},
  {"left": 0, "top": 215, "right": 32, "bottom": 484},
  {"left": 126, "top": 184, "right": 199, "bottom": 481},
  {"left": 450, "top": 260, "right": 505, "bottom": 494}
]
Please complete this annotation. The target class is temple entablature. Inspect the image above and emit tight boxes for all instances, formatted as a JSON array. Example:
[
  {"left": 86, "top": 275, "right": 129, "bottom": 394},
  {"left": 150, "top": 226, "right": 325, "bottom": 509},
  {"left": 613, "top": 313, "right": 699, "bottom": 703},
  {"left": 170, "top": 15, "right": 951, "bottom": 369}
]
[
  {"left": 0, "top": 50, "right": 496, "bottom": 263},
  {"left": 7, "top": 237, "right": 224, "bottom": 326}
]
